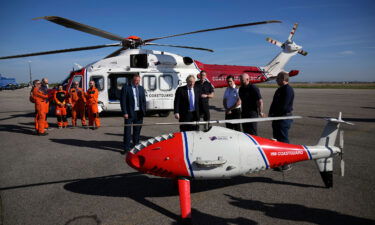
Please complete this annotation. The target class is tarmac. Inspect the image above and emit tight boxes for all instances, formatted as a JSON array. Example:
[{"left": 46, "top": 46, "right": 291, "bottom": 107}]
[{"left": 0, "top": 87, "right": 374, "bottom": 225}]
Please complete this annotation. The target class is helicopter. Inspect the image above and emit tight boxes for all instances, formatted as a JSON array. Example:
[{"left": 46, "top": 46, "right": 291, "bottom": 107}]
[
  {"left": 124, "top": 113, "right": 352, "bottom": 223},
  {"left": 0, "top": 16, "right": 307, "bottom": 116}
]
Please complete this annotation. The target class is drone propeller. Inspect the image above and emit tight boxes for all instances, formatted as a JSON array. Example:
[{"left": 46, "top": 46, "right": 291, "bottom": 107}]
[
  {"left": 124, "top": 116, "right": 302, "bottom": 127},
  {"left": 339, "top": 130, "right": 344, "bottom": 176}
]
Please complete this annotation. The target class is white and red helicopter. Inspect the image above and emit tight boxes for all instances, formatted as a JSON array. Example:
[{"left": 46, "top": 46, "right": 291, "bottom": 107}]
[
  {"left": 0, "top": 16, "right": 307, "bottom": 115},
  {"left": 124, "top": 114, "right": 352, "bottom": 223}
]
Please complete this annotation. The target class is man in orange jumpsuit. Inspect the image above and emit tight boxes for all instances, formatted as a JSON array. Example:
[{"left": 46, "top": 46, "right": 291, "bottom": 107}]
[
  {"left": 54, "top": 85, "right": 68, "bottom": 128},
  {"left": 86, "top": 81, "right": 100, "bottom": 129},
  {"left": 30, "top": 79, "right": 40, "bottom": 132},
  {"left": 33, "top": 80, "right": 49, "bottom": 135},
  {"left": 69, "top": 81, "right": 86, "bottom": 127},
  {"left": 41, "top": 78, "right": 50, "bottom": 130}
]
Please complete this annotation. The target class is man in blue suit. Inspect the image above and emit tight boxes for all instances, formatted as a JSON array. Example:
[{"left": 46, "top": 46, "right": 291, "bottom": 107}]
[{"left": 120, "top": 74, "right": 146, "bottom": 154}]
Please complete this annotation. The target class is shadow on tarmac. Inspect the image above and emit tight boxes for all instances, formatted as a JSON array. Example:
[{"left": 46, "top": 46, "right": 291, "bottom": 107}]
[
  {"left": 0, "top": 112, "right": 35, "bottom": 121},
  {"left": 0, "top": 172, "right": 332, "bottom": 224},
  {"left": 61, "top": 173, "right": 324, "bottom": 224},
  {"left": 49, "top": 138, "right": 124, "bottom": 153},
  {"left": 170, "top": 208, "right": 257, "bottom": 225},
  {"left": 225, "top": 194, "right": 375, "bottom": 225},
  {"left": 0, "top": 124, "right": 35, "bottom": 135}
]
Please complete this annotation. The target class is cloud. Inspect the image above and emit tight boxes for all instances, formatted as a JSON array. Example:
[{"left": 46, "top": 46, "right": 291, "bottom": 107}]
[{"left": 339, "top": 50, "right": 355, "bottom": 55}]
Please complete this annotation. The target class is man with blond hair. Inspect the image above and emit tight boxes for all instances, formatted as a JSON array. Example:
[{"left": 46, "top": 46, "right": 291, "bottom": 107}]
[{"left": 174, "top": 75, "right": 201, "bottom": 131}]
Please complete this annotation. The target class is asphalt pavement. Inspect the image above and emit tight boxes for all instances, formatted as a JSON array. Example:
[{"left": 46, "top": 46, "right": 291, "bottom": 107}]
[{"left": 0, "top": 87, "right": 374, "bottom": 225}]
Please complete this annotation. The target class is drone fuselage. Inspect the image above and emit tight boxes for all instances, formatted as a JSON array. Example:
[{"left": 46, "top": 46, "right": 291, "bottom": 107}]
[{"left": 125, "top": 126, "right": 339, "bottom": 179}]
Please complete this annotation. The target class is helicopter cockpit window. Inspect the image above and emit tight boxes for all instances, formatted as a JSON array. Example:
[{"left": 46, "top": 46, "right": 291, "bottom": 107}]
[
  {"left": 143, "top": 75, "right": 156, "bottom": 91},
  {"left": 159, "top": 75, "right": 173, "bottom": 91},
  {"left": 130, "top": 54, "right": 148, "bottom": 68},
  {"left": 91, "top": 76, "right": 104, "bottom": 91}
]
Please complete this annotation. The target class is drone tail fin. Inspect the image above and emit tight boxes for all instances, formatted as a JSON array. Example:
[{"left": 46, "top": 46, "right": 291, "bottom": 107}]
[{"left": 314, "top": 112, "right": 353, "bottom": 188}]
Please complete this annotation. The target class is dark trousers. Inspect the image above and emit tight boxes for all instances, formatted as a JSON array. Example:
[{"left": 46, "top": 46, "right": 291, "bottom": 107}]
[
  {"left": 242, "top": 111, "right": 258, "bottom": 135},
  {"left": 180, "top": 111, "right": 199, "bottom": 132},
  {"left": 272, "top": 119, "right": 293, "bottom": 143},
  {"left": 124, "top": 111, "right": 143, "bottom": 151},
  {"left": 200, "top": 102, "right": 210, "bottom": 121},
  {"left": 225, "top": 108, "right": 241, "bottom": 131}
]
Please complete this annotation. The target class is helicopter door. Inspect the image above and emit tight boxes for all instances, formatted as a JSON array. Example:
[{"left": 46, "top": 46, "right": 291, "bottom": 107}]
[
  {"left": 107, "top": 73, "right": 137, "bottom": 102},
  {"left": 90, "top": 76, "right": 106, "bottom": 110}
]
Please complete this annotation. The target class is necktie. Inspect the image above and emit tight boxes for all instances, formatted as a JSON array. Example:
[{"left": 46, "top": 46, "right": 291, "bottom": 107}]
[
  {"left": 135, "top": 86, "right": 140, "bottom": 108},
  {"left": 189, "top": 88, "right": 194, "bottom": 111}
]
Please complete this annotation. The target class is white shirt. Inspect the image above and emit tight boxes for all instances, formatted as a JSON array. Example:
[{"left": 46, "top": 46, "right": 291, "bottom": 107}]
[
  {"left": 223, "top": 85, "right": 241, "bottom": 109},
  {"left": 132, "top": 84, "right": 140, "bottom": 111}
]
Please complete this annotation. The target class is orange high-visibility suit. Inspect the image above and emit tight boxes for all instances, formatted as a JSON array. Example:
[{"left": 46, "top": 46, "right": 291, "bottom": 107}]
[
  {"left": 69, "top": 87, "right": 86, "bottom": 126},
  {"left": 33, "top": 87, "right": 49, "bottom": 134},
  {"left": 86, "top": 87, "right": 100, "bottom": 128},
  {"left": 40, "top": 85, "right": 51, "bottom": 129},
  {"left": 54, "top": 90, "right": 68, "bottom": 128},
  {"left": 30, "top": 86, "right": 39, "bottom": 131}
]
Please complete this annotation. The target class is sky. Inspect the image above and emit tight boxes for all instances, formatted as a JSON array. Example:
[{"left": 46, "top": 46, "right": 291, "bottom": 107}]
[{"left": 0, "top": 0, "right": 374, "bottom": 83}]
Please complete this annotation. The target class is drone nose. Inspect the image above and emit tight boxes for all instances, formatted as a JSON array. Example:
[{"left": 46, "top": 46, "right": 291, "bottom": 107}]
[{"left": 126, "top": 152, "right": 145, "bottom": 170}]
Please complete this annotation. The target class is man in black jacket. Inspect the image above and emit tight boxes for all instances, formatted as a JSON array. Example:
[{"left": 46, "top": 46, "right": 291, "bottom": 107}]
[
  {"left": 269, "top": 72, "right": 295, "bottom": 171},
  {"left": 120, "top": 74, "right": 146, "bottom": 154},
  {"left": 239, "top": 73, "right": 264, "bottom": 135},
  {"left": 174, "top": 75, "right": 201, "bottom": 131},
  {"left": 269, "top": 72, "right": 294, "bottom": 143}
]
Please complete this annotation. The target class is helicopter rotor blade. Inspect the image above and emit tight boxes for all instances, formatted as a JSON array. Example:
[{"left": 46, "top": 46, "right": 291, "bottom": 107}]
[
  {"left": 298, "top": 49, "right": 308, "bottom": 56},
  {"left": 144, "top": 20, "right": 282, "bottom": 43},
  {"left": 34, "top": 16, "right": 125, "bottom": 41},
  {"left": 288, "top": 23, "right": 299, "bottom": 42},
  {"left": 266, "top": 37, "right": 283, "bottom": 47},
  {"left": 0, "top": 43, "right": 122, "bottom": 60},
  {"left": 145, "top": 43, "right": 214, "bottom": 52}
]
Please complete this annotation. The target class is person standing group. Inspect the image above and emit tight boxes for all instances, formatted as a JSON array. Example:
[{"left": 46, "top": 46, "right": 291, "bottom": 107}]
[
  {"left": 54, "top": 84, "right": 68, "bottom": 128},
  {"left": 223, "top": 75, "right": 241, "bottom": 131},
  {"left": 196, "top": 71, "right": 214, "bottom": 122},
  {"left": 31, "top": 78, "right": 50, "bottom": 135},
  {"left": 69, "top": 81, "right": 86, "bottom": 127},
  {"left": 86, "top": 81, "right": 101, "bottom": 129},
  {"left": 239, "top": 73, "right": 264, "bottom": 135},
  {"left": 174, "top": 75, "right": 202, "bottom": 132},
  {"left": 30, "top": 78, "right": 101, "bottom": 135},
  {"left": 120, "top": 74, "right": 146, "bottom": 154}
]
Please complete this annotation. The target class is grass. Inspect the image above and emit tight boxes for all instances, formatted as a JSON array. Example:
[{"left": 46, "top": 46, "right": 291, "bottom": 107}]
[{"left": 257, "top": 83, "right": 375, "bottom": 89}]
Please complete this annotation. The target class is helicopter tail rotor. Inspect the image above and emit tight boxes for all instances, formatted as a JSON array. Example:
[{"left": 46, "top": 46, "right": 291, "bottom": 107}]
[{"left": 265, "top": 23, "right": 308, "bottom": 56}]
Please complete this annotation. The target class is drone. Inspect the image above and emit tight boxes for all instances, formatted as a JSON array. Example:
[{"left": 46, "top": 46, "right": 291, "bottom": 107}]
[{"left": 124, "top": 113, "right": 352, "bottom": 223}]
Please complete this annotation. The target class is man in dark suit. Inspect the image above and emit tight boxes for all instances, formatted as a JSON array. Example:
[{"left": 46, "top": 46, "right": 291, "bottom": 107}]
[
  {"left": 120, "top": 74, "right": 146, "bottom": 154},
  {"left": 174, "top": 75, "right": 201, "bottom": 131}
]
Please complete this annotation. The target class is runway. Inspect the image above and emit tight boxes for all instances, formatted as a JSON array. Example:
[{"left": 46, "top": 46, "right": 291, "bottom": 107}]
[{"left": 0, "top": 87, "right": 374, "bottom": 225}]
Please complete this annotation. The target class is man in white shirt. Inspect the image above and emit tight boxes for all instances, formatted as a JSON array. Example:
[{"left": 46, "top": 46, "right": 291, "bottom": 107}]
[{"left": 223, "top": 75, "right": 241, "bottom": 131}]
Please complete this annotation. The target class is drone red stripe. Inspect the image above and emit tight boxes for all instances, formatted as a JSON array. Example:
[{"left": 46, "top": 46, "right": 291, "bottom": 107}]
[{"left": 252, "top": 136, "right": 309, "bottom": 168}]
